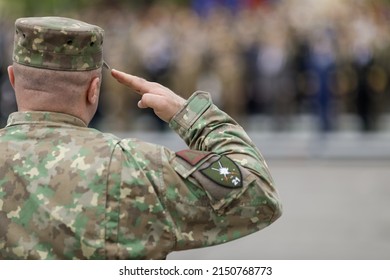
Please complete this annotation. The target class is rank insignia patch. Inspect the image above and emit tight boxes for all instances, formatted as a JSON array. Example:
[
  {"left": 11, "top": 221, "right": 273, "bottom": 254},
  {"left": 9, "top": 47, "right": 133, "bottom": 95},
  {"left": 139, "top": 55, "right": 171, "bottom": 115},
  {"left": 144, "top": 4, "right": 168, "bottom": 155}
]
[
  {"left": 176, "top": 150, "right": 212, "bottom": 166},
  {"left": 200, "top": 156, "right": 242, "bottom": 188}
]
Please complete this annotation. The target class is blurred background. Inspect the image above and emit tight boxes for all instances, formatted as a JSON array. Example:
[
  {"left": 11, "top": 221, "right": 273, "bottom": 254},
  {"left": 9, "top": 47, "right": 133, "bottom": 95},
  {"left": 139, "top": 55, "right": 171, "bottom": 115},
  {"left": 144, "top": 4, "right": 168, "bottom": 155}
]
[{"left": 0, "top": 0, "right": 389, "bottom": 259}]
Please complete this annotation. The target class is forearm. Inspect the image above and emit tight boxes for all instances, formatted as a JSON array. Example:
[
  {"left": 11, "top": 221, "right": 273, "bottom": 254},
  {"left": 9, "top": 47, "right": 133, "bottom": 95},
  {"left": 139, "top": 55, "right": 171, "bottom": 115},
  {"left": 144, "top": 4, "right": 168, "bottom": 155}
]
[{"left": 169, "top": 91, "right": 274, "bottom": 186}]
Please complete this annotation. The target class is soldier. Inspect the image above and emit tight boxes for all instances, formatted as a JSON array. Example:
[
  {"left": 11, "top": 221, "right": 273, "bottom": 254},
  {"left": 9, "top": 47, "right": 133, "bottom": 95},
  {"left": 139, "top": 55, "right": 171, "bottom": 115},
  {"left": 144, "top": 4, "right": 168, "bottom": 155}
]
[{"left": 0, "top": 16, "right": 282, "bottom": 259}]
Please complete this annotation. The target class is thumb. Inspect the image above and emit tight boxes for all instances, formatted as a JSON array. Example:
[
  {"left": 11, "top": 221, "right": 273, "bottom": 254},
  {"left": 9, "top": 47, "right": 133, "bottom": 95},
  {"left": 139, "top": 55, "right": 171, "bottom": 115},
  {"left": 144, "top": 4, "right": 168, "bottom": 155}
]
[
  {"left": 137, "top": 99, "right": 148, "bottom": 109},
  {"left": 137, "top": 94, "right": 156, "bottom": 109},
  {"left": 137, "top": 93, "right": 163, "bottom": 111},
  {"left": 137, "top": 94, "right": 172, "bottom": 122}
]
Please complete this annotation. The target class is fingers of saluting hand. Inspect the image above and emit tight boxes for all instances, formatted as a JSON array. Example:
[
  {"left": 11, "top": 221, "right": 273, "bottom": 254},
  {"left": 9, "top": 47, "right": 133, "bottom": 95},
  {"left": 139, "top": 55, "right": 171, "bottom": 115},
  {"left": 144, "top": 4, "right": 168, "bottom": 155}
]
[
  {"left": 110, "top": 69, "right": 186, "bottom": 123},
  {"left": 111, "top": 69, "right": 158, "bottom": 95}
]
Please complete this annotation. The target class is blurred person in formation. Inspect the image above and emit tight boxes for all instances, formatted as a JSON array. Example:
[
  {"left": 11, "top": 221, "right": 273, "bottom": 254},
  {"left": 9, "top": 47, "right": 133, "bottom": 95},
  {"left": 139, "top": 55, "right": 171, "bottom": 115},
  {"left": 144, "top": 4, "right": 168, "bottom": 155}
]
[
  {"left": 131, "top": 5, "right": 175, "bottom": 131},
  {"left": 349, "top": 8, "right": 386, "bottom": 132},
  {"left": 307, "top": 28, "right": 337, "bottom": 132},
  {"left": 170, "top": 7, "right": 205, "bottom": 100},
  {"left": 205, "top": 8, "right": 245, "bottom": 120},
  {"left": 255, "top": 16, "right": 295, "bottom": 131},
  {"left": 0, "top": 16, "right": 282, "bottom": 259}
]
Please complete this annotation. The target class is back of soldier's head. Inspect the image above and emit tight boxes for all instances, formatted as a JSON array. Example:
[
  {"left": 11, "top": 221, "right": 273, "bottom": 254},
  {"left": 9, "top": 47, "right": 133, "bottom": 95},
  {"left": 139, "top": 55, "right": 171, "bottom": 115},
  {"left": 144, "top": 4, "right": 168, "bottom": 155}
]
[{"left": 12, "top": 17, "right": 105, "bottom": 96}]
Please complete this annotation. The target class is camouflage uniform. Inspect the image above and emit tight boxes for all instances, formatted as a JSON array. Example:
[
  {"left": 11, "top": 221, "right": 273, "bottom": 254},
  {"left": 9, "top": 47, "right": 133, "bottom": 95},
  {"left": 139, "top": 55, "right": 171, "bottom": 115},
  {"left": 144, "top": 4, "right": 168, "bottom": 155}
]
[{"left": 0, "top": 17, "right": 282, "bottom": 259}]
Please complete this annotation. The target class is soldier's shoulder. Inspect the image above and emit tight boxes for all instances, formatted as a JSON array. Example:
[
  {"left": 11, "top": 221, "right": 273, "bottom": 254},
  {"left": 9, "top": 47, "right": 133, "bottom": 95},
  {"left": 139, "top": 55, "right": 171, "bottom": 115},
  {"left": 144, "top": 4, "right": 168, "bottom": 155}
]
[{"left": 117, "top": 137, "right": 160, "bottom": 150}]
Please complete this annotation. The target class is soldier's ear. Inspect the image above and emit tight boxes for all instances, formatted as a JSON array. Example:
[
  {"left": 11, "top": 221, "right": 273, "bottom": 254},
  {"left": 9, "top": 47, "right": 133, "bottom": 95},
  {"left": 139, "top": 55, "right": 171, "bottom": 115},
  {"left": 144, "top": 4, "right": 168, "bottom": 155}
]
[
  {"left": 7, "top": 66, "right": 15, "bottom": 89},
  {"left": 87, "top": 77, "right": 100, "bottom": 105}
]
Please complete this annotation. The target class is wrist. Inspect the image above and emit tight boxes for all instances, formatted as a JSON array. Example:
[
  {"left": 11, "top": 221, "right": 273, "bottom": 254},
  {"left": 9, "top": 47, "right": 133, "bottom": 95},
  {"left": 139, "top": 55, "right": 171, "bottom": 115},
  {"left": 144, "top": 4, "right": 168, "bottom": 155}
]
[{"left": 169, "top": 91, "right": 212, "bottom": 136}]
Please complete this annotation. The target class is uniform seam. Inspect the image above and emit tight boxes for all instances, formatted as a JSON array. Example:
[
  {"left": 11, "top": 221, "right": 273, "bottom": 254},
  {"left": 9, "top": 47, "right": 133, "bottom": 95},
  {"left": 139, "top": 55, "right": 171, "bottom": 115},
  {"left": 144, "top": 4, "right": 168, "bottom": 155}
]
[{"left": 103, "top": 140, "right": 122, "bottom": 259}]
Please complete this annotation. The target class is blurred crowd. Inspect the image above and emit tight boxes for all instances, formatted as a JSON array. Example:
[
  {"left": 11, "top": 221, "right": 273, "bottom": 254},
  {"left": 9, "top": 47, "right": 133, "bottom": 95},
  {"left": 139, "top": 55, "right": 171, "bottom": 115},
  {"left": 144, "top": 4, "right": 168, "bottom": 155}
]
[{"left": 1, "top": 0, "right": 390, "bottom": 132}]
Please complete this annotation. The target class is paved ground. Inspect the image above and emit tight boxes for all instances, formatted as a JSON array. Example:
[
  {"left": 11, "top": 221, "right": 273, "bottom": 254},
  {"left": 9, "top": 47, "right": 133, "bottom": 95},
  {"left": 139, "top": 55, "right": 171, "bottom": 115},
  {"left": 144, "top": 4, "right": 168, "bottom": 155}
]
[
  {"left": 168, "top": 159, "right": 390, "bottom": 260},
  {"left": 115, "top": 130, "right": 390, "bottom": 260}
]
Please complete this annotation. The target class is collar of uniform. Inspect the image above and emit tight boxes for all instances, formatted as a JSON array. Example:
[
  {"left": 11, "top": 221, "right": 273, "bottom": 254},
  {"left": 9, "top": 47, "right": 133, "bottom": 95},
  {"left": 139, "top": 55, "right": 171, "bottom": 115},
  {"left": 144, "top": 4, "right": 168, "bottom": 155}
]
[{"left": 6, "top": 111, "right": 87, "bottom": 128}]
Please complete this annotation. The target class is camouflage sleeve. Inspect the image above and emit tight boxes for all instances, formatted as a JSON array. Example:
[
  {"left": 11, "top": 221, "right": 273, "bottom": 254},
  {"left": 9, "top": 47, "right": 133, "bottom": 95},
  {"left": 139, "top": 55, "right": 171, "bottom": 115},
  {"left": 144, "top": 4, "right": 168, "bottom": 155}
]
[{"left": 162, "top": 91, "right": 282, "bottom": 251}]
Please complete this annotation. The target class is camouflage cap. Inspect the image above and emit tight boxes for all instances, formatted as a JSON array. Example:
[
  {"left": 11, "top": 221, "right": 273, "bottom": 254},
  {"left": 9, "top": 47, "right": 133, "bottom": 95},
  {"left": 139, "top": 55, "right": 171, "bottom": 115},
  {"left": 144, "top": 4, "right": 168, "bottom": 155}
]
[{"left": 13, "top": 16, "right": 104, "bottom": 71}]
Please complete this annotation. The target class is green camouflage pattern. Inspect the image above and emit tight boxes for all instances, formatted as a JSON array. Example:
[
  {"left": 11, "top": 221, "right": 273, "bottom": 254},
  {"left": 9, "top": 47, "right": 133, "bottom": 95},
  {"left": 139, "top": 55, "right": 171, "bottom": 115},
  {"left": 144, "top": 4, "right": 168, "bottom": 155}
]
[
  {"left": 0, "top": 92, "right": 282, "bottom": 259},
  {"left": 13, "top": 17, "right": 104, "bottom": 71}
]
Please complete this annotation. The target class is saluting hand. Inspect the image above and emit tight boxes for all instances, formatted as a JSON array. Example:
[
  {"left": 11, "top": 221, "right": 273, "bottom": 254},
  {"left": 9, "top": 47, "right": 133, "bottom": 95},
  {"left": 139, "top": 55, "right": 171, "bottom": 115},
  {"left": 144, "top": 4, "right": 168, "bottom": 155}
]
[{"left": 111, "top": 69, "right": 186, "bottom": 123}]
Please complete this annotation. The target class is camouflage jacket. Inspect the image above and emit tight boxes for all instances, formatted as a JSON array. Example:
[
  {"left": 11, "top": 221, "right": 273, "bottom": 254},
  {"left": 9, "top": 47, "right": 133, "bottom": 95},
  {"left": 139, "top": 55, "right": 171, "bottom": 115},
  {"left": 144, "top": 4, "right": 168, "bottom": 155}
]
[{"left": 0, "top": 91, "right": 282, "bottom": 259}]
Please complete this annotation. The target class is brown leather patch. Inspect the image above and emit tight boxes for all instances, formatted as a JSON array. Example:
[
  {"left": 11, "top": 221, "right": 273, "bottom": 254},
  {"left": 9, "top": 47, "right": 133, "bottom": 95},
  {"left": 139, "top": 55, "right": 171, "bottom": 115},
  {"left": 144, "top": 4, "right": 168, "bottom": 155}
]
[{"left": 176, "top": 150, "right": 212, "bottom": 166}]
